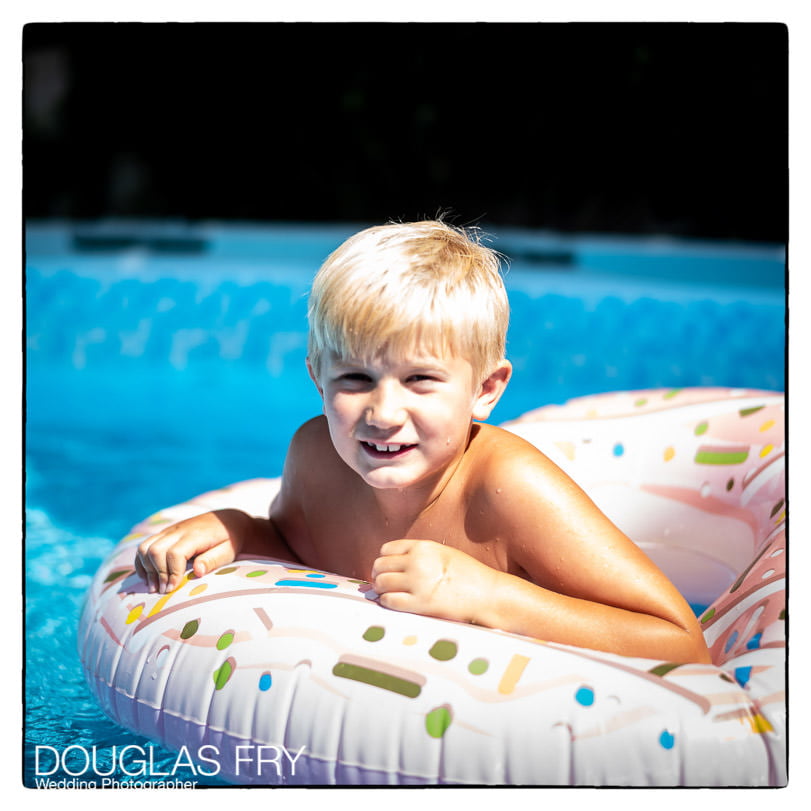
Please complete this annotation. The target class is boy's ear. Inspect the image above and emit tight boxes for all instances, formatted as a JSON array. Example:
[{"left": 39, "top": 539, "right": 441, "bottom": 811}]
[
  {"left": 472, "top": 360, "right": 512, "bottom": 421},
  {"left": 306, "top": 357, "right": 324, "bottom": 397}
]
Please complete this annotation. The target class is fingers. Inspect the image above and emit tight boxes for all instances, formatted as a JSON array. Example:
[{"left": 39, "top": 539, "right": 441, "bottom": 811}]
[
  {"left": 372, "top": 570, "right": 410, "bottom": 594},
  {"left": 136, "top": 533, "right": 194, "bottom": 594},
  {"left": 370, "top": 552, "right": 407, "bottom": 579},
  {"left": 136, "top": 515, "right": 233, "bottom": 594},
  {"left": 378, "top": 539, "right": 415, "bottom": 557},
  {"left": 376, "top": 591, "right": 413, "bottom": 613},
  {"left": 192, "top": 540, "right": 239, "bottom": 578}
]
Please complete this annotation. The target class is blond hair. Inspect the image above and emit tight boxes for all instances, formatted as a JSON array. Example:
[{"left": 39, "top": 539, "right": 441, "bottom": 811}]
[{"left": 307, "top": 220, "right": 509, "bottom": 383}]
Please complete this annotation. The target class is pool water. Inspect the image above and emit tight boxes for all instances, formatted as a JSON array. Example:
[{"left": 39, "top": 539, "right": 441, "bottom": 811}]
[{"left": 23, "top": 222, "right": 785, "bottom": 786}]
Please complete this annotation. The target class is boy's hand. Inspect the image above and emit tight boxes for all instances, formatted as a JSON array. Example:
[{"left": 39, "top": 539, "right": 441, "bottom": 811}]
[
  {"left": 370, "top": 539, "right": 498, "bottom": 624},
  {"left": 135, "top": 509, "right": 251, "bottom": 594}
]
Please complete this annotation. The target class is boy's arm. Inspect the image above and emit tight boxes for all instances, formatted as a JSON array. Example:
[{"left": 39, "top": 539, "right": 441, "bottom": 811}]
[
  {"left": 372, "top": 439, "right": 710, "bottom": 664},
  {"left": 135, "top": 508, "right": 298, "bottom": 594},
  {"left": 490, "top": 449, "right": 711, "bottom": 662},
  {"left": 135, "top": 422, "right": 324, "bottom": 595}
]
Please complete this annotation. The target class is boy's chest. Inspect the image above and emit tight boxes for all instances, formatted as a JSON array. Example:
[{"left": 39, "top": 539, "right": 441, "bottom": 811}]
[{"left": 296, "top": 494, "right": 510, "bottom": 581}]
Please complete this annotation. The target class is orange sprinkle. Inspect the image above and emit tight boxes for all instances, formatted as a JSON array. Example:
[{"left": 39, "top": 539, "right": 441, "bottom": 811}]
[{"left": 498, "top": 654, "right": 530, "bottom": 695}]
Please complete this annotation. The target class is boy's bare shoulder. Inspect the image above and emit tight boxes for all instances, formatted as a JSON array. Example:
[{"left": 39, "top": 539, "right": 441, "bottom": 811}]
[
  {"left": 290, "top": 415, "right": 330, "bottom": 445},
  {"left": 467, "top": 423, "right": 581, "bottom": 510},
  {"left": 285, "top": 416, "right": 335, "bottom": 474},
  {"left": 469, "top": 423, "right": 555, "bottom": 472}
]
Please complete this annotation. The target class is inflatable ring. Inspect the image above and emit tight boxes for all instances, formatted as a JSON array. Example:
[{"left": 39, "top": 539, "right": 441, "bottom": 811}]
[{"left": 78, "top": 387, "right": 786, "bottom": 786}]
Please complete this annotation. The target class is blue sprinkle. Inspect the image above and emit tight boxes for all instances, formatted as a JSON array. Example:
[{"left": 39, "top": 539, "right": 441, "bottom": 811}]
[
  {"left": 724, "top": 630, "right": 739, "bottom": 653},
  {"left": 306, "top": 573, "right": 326, "bottom": 578},
  {"left": 258, "top": 672, "right": 272, "bottom": 691},
  {"left": 274, "top": 579, "right": 338, "bottom": 589},
  {"left": 747, "top": 632, "right": 762, "bottom": 650},
  {"left": 612, "top": 443, "right": 625, "bottom": 457},
  {"left": 659, "top": 730, "right": 675, "bottom": 749},
  {"left": 575, "top": 686, "right": 595, "bottom": 706},
  {"left": 734, "top": 666, "right": 752, "bottom": 687}
]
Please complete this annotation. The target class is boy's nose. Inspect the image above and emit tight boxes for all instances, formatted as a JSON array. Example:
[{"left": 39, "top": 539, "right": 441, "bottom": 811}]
[{"left": 365, "top": 382, "right": 407, "bottom": 428}]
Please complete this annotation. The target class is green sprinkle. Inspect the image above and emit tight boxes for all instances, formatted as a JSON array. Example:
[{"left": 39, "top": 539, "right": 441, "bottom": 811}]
[
  {"left": 694, "top": 449, "right": 750, "bottom": 465},
  {"left": 649, "top": 663, "right": 682, "bottom": 677},
  {"left": 180, "top": 619, "right": 199, "bottom": 639},
  {"left": 216, "top": 631, "right": 234, "bottom": 650},
  {"left": 468, "top": 658, "right": 489, "bottom": 675},
  {"left": 362, "top": 626, "right": 385, "bottom": 642},
  {"left": 212, "top": 658, "right": 235, "bottom": 690},
  {"left": 429, "top": 639, "right": 458, "bottom": 661},
  {"left": 425, "top": 706, "right": 453, "bottom": 738},
  {"left": 332, "top": 662, "right": 421, "bottom": 698}
]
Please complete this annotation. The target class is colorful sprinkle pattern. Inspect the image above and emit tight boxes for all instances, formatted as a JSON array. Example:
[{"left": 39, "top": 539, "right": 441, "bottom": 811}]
[{"left": 78, "top": 388, "right": 785, "bottom": 786}]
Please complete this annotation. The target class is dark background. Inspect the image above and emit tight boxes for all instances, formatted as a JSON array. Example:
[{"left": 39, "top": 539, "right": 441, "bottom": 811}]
[{"left": 23, "top": 22, "right": 788, "bottom": 242}]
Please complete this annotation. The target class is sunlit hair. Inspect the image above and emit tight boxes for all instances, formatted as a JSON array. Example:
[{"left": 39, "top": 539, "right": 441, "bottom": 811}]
[{"left": 307, "top": 220, "right": 509, "bottom": 384}]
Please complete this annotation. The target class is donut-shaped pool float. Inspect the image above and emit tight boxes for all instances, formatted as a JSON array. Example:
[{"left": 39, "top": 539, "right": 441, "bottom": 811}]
[{"left": 78, "top": 387, "right": 785, "bottom": 786}]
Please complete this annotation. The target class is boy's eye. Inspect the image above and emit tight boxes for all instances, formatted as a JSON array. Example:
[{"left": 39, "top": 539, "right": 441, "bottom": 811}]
[
  {"left": 335, "top": 372, "right": 374, "bottom": 387},
  {"left": 407, "top": 374, "right": 442, "bottom": 389}
]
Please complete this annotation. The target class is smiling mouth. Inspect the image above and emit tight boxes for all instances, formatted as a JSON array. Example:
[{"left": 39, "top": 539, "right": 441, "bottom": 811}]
[{"left": 360, "top": 441, "right": 417, "bottom": 457}]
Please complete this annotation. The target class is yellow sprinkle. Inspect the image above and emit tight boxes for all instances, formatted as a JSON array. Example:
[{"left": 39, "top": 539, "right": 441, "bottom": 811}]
[
  {"left": 147, "top": 593, "right": 171, "bottom": 617},
  {"left": 663, "top": 446, "right": 675, "bottom": 462},
  {"left": 189, "top": 583, "right": 208, "bottom": 596},
  {"left": 146, "top": 574, "right": 190, "bottom": 617},
  {"left": 749, "top": 713, "right": 773, "bottom": 734},
  {"left": 402, "top": 635, "right": 418, "bottom": 646},
  {"left": 147, "top": 513, "right": 171, "bottom": 525},
  {"left": 759, "top": 419, "right": 775, "bottom": 432},
  {"left": 774, "top": 510, "right": 786, "bottom": 524},
  {"left": 498, "top": 654, "right": 530, "bottom": 695},
  {"left": 760, "top": 444, "right": 774, "bottom": 458},
  {"left": 125, "top": 604, "right": 144, "bottom": 624},
  {"left": 121, "top": 532, "right": 145, "bottom": 542}
]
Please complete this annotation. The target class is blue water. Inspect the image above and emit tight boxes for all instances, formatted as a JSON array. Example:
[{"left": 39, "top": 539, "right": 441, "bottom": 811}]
[{"left": 23, "top": 221, "right": 785, "bottom": 786}]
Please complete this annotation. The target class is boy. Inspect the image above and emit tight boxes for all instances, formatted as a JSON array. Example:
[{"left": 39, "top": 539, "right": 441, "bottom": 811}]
[{"left": 136, "top": 220, "right": 710, "bottom": 664}]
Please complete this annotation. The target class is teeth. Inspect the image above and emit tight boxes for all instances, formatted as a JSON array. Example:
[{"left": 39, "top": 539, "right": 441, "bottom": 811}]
[{"left": 366, "top": 442, "right": 407, "bottom": 453}]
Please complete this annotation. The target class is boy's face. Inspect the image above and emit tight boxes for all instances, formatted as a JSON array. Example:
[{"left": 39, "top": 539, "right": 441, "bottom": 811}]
[{"left": 309, "top": 349, "right": 507, "bottom": 492}]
